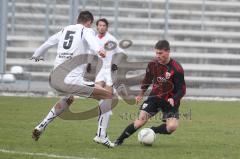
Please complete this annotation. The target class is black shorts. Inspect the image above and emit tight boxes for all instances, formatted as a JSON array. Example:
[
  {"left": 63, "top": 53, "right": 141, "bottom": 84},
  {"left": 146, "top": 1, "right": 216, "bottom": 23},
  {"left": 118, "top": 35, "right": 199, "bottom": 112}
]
[{"left": 139, "top": 96, "right": 179, "bottom": 122}]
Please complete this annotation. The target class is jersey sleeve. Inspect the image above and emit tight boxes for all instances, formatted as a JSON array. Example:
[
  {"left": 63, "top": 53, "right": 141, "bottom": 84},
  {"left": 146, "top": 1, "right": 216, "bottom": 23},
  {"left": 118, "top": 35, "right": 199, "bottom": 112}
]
[
  {"left": 32, "top": 30, "right": 62, "bottom": 57},
  {"left": 110, "top": 35, "right": 124, "bottom": 54},
  {"left": 83, "top": 28, "right": 101, "bottom": 54},
  {"left": 115, "top": 43, "right": 124, "bottom": 54},
  {"left": 172, "top": 67, "right": 186, "bottom": 105},
  {"left": 109, "top": 36, "right": 124, "bottom": 65},
  {"left": 141, "top": 63, "right": 153, "bottom": 92}
]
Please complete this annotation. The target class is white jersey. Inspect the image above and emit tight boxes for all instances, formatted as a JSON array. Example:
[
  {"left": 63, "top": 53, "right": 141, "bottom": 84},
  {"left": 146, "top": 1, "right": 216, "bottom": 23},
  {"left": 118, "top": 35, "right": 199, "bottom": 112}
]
[
  {"left": 32, "top": 24, "right": 101, "bottom": 97},
  {"left": 96, "top": 32, "right": 123, "bottom": 68},
  {"left": 33, "top": 24, "right": 101, "bottom": 75},
  {"left": 95, "top": 32, "right": 123, "bottom": 85}
]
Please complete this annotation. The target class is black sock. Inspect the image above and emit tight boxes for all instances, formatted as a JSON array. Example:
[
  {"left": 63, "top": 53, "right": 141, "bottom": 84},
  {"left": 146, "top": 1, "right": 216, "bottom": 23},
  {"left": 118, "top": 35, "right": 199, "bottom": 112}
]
[
  {"left": 151, "top": 124, "right": 171, "bottom": 134},
  {"left": 117, "top": 123, "right": 138, "bottom": 142}
]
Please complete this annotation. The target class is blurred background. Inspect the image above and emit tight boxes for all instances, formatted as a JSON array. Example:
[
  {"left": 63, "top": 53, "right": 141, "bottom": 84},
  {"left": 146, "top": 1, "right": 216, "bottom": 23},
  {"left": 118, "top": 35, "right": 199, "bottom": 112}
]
[{"left": 1, "top": 0, "right": 240, "bottom": 98}]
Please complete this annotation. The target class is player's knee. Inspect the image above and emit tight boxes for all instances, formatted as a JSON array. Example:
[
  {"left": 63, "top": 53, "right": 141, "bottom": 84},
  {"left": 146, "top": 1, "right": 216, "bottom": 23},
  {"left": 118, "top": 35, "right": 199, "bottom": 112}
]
[
  {"left": 61, "top": 95, "right": 74, "bottom": 106},
  {"left": 134, "top": 119, "right": 147, "bottom": 129},
  {"left": 166, "top": 122, "right": 178, "bottom": 133},
  {"left": 106, "top": 92, "right": 113, "bottom": 99},
  {"left": 65, "top": 95, "right": 74, "bottom": 105},
  {"left": 101, "top": 90, "right": 112, "bottom": 99}
]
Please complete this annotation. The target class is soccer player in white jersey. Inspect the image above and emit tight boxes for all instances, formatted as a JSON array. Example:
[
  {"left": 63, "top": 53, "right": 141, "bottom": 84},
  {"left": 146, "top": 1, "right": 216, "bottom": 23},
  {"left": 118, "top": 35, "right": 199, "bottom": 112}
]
[
  {"left": 86, "top": 18, "right": 124, "bottom": 146},
  {"left": 30, "top": 11, "right": 114, "bottom": 148}
]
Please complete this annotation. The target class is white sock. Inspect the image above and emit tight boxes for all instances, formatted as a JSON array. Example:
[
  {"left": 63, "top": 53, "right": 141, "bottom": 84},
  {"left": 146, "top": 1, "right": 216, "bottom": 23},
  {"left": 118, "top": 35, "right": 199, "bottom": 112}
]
[
  {"left": 36, "top": 96, "right": 72, "bottom": 132},
  {"left": 97, "top": 99, "right": 112, "bottom": 138}
]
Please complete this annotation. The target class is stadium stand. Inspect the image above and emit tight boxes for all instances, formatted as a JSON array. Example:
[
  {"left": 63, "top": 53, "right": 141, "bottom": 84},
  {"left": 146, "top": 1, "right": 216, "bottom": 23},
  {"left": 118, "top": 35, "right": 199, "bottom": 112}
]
[{"left": 5, "top": 0, "right": 240, "bottom": 96}]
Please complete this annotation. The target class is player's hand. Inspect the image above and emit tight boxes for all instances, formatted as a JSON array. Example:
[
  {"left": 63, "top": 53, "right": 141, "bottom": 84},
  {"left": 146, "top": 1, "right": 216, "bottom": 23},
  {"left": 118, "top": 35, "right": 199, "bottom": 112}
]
[
  {"left": 99, "top": 50, "right": 106, "bottom": 58},
  {"left": 135, "top": 95, "right": 143, "bottom": 105},
  {"left": 30, "top": 56, "right": 44, "bottom": 62},
  {"left": 168, "top": 98, "right": 174, "bottom": 107},
  {"left": 111, "top": 64, "right": 118, "bottom": 72},
  {"left": 86, "top": 63, "right": 91, "bottom": 73}
]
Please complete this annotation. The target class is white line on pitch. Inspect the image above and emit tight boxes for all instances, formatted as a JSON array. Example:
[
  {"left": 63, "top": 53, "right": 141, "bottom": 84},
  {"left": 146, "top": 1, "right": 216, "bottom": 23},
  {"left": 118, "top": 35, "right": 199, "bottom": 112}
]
[{"left": 0, "top": 148, "right": 98, "bottom": 159}]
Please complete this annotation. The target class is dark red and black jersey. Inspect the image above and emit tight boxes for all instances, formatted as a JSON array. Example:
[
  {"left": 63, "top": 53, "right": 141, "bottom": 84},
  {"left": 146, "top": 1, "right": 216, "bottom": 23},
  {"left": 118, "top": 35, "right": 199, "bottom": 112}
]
[{"left": 140, "top": 58, "right": 186, "bottom": 107}]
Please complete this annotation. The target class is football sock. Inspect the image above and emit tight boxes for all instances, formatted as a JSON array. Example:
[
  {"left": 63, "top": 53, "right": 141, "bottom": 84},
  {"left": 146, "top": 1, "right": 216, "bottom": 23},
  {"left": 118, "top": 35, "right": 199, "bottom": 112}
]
[
  {"left": 97, "top": 112, "right": 111, "bottom": 138},
  {"left": 117, "top": 123, "right": 138, "bottom": 141},
  {"left": 36, "top": 96, "right": 73, "bottom": 131},
  {"left": 151, "top": 124, "right": 171, "bottom": 134},
  {"left": 97, "top": 99, "right": 112, "bottom": 138}
]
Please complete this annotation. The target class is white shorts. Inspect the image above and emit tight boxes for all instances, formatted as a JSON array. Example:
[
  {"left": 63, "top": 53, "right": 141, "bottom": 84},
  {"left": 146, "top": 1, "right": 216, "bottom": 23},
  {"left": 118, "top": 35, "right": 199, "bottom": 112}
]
[
  {"left": 95, "top": 68, "right": 113, "bottom": 86},
  {"left": 63, "top": 76, "right": 95, "bottom": 97},
  {"left": 49, "top": 64, "right": 95, "bottom": 98}
]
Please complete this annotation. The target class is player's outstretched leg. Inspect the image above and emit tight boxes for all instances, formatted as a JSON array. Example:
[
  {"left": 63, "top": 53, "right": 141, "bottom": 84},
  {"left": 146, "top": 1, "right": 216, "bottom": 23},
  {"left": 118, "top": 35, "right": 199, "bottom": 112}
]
[
  {"left": 32, "top": 96, "right": 74, "bottom": 141},
  {"left": 114, "top": 122, "right": 138, "bottom": 146},
  {"left": 114, "top": 110, "right": 150, "bottom": 147}
]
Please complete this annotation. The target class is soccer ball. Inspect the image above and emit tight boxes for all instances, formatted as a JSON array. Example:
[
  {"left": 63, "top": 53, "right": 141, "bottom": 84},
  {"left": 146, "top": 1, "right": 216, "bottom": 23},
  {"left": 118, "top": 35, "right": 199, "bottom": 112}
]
[{"left": 138, "top": 128, "right": 156, "bottom": 146}]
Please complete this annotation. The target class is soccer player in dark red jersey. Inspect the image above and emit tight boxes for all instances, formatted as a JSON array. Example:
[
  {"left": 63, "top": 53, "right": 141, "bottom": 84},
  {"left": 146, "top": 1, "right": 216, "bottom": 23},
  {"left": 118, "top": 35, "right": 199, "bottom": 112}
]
[{"left": 114, "top": 40, "right": 186, "bottom": 146}]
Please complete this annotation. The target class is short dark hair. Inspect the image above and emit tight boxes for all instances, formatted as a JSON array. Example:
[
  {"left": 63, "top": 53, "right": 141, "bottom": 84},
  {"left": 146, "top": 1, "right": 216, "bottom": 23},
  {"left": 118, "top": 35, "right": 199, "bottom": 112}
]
[
  {"left": 96, "top": 18, "right": 109, "bottom": 27},
  {"left": 77, "top": 11, "right": 94, "bottom": 24},
  {"left": 154, "top": 40, "right": 170, "bottom": 51}
]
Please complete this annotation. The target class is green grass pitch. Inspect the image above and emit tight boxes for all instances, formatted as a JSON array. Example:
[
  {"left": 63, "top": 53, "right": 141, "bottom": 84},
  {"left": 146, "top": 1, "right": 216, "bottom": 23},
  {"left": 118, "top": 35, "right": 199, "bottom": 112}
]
[{"left": 0, "top": 96, "right": 240, "bottom": 159}]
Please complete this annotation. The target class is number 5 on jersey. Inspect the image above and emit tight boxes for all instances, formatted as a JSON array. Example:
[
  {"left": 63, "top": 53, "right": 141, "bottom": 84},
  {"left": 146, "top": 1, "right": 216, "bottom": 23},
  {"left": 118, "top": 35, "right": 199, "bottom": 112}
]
[{"left": 63, "top": 31, "right": 76, "bottom": 49}]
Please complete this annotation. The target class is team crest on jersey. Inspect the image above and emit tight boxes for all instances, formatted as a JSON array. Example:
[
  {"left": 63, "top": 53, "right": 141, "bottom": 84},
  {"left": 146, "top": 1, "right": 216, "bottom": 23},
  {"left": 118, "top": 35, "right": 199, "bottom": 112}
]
[
  {"left": 157, "top": 76, "right": 167, "bottom": 83},
  {"left": 165, "top": 72, "right": 171, "bottom": 79}
]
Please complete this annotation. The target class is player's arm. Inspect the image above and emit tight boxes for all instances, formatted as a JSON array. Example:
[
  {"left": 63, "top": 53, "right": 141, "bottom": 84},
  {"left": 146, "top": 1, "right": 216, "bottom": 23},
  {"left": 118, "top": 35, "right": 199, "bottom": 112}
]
[
  {"left": 111, "top": 37, "right": 125, "bottom": 71},
  {"left": 136, "top": 63, "right": 153, "bottom": 104},
  {"left": 135, "top": 89, "right": 145, "bottom": 104},
  {"left": 31, "top": 30, "right": 62, "bottom": 62},
  {"left": 172, "top": 68, "right": 186, "bottom": 106}
]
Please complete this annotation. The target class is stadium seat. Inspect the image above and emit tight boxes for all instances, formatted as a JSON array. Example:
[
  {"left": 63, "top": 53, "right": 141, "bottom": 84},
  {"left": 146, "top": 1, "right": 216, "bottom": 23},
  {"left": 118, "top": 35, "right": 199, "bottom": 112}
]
[{"left": 2, "top": 74, "right": 16, "bottom": 83}]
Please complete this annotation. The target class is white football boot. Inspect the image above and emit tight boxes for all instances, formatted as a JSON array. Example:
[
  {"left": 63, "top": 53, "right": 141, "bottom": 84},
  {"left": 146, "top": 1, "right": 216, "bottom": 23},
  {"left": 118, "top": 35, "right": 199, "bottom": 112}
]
[{"left": 93, "top": 136, "right": 115, "bottom": 148}]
